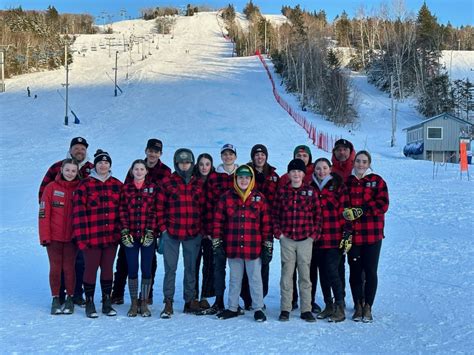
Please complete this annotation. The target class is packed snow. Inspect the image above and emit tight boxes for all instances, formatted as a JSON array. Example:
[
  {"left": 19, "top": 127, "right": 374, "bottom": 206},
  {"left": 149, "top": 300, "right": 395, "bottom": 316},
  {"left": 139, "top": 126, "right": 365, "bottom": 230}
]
[{"left": 0, "top": 12, "right": 472, "bottom": 353}]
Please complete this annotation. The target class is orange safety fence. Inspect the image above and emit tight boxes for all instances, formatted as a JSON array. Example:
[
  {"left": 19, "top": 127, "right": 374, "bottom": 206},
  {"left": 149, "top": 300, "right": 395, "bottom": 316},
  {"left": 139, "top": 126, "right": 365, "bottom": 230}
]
[{"left": 255, "top": 50, "right": 340, "bottom": 153}]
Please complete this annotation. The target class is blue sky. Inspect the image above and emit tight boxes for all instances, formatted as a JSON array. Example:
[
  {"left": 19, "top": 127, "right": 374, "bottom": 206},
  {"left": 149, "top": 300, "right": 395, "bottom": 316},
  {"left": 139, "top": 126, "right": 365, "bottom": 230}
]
[{"left": 2, "top": 0, "right": 473, "bottom": 27}]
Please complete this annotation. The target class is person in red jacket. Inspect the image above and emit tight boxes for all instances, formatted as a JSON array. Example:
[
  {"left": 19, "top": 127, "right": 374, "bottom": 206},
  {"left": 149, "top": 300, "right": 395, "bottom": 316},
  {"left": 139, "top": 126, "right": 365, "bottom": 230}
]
[
  {"left": 273, "top": 159, "right": 322, "bottom": 322},
  {"left": 73, "top": 150, "right": 123, "bottom": 318},
  {"left": 241, "top": 144, "right": 279, "bottom": 310},
  {"left": 39, "top": 159, "right": 80, "bottom": 315},
  {"left": 39, "top": 136, "right": 93, "bottom": 307},
  {"left": 310, "top": 158, "right": 350, "bottom": 322},
  {"left": 192, "top": 153, "right": 215, "bottom": 312},
  {"left": 156, "top": 148, "right": 205, "bottom": 318},
  {"left": 203, "top": 143, "right": 239, "bottom": 315},
  {"left": 344, "top": 150, "right": 389, "bottom": 323},
  {"left": 212, "top": 165, "right": 272, "bottom": 322},
  {"left": 331, "top": 139, "right": 356, "bottom": 182},
  {"left": 119, "top": 159, "right": 158, "bottom": 317},
  {"left": 112, "top": 138, "right": 171, "bottom": 306}
]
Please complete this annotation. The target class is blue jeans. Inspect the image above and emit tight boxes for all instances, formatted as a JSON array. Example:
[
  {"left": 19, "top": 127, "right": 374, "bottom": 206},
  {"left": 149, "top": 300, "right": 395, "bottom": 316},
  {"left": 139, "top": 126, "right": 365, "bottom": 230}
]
[{"left": 124, "top": 240, "right": 155, "bottom": 279}]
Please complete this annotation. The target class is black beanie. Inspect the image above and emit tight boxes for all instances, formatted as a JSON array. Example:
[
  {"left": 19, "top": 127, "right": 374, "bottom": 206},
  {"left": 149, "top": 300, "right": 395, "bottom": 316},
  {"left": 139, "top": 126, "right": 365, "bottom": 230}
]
[
  {"left": 251, "top": 144, "right": 268, "bottom": 159},
  {"left": 287, "top": 158, "right": 306, "bottom": 174},
  {"left": 93, "top": 149, "right": 112, "bottom": 166}
]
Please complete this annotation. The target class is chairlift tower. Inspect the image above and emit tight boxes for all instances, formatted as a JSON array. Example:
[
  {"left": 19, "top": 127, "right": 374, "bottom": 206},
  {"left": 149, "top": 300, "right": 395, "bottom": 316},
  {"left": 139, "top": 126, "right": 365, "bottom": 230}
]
[{"left": 0, "top": 45, "right": 12, "bottom": 93}]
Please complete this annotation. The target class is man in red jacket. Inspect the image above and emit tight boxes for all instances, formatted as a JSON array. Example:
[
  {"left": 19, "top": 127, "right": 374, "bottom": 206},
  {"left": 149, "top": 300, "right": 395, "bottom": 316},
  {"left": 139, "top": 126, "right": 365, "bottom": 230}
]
[
  {"left": 111, "top": 138, "right": 171, "bottom": 305},
  {"left": 331, "top": 139, "right": 356, "bottom": 182},
  {"left": 38, "top": 136, "right": 93, "bottom": 307}
]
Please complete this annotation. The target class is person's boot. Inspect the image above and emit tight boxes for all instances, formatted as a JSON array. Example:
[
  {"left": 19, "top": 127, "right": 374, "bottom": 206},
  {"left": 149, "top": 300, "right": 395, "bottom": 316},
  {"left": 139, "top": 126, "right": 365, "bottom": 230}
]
[
  {"left": 73, "top": 294, "right": 86, "bottom": 307},
  {"left": 184, "top": 299, "right": 202, "bottom": 314},
  {"left": 216, "top": 309, "right": 239, "bottom": 320},
  {"left": 85, "top": 296, "right": 98, "bottom": 318},
  {"left": 254, "top": 310, "right": 267, "bottom": 322},
  {"left": 198, "top": 295, "right": 224, "bottom": 315},
  {"left": 300, "top": 311, "right": 316, "bottom": 323},
  {"left": 311, "top": 302, "right": 322, "bottom": 314},
  {"left": 199, "top": 299, "right": 210, "bottom": 310},
  {"left": 140, "top": 278, "right": 152, "bottom": 317},
  {"left": 51, "top": 297, "right": 63, "bottom": 315},
  {"left": 110, "top": 293, "right": 124, "bottom": 305},
  {"left": 127, "top": 298, "right": 139, "bottom": 317},
  {"left": 102, "top": 294, "right": 117, "bottom": 316},
  {"left": 317, "top": 301, "right": 334, "bottom": 319},
  {"left": 352, "top": 300, "right": 363, "bottom": 322},
  {"left": 160, "top": 299, "right": 173, "bottom": 319},
  {"left": 362, "top": 303, "right": 373, "bottom": 323},
  {"left": 329, "top": 302, "right": 346, "bottom": 323},
  {"left": 63, "top": 295, "right": 75, "bottom": 315}
]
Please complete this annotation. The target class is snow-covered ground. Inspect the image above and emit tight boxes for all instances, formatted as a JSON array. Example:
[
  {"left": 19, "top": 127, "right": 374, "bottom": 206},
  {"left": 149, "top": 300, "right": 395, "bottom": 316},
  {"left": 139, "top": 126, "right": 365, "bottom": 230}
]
[{"left": 0, "top": 12, "right": 473, "bottom": 353}]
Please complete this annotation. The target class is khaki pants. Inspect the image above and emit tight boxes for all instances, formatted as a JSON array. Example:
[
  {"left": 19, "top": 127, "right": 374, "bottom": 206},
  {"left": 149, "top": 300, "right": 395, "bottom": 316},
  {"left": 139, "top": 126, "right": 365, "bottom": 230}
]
[{"left": 280, "top": 236, "right": 313, "bottom": 313}]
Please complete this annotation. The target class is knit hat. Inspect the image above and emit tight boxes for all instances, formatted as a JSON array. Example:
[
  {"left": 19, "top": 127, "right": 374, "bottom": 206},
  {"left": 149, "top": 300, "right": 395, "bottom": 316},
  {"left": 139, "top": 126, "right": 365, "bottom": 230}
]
[
  {"left": 93, "top": 149, "right": 112, "bottom": 166},
  {"left": 146, "top": 138, "right": 163, "bottom": 152},
  {"left": 236, "top": 165, "right": 253, "bottom": 177},
  {"left": 70, "top": 137, "right": 88, "bottom": 149},
  {"left": 293, "top": 145, "right": 312, "bottom": 164},
  {"left": 250, "top": 144, "right": 268, "bottom": 159},
  {"left": 221, "top": 143, "right": 236, "bottom": 155},
  {"left": 287, "top": 158, "right": 306, "bottom": 174},
  {"left": 333, "top": 139, "right": 354, "bottom": 153},
  {"left": 175, "top": 148, "right": 194, "bottom": 164}
]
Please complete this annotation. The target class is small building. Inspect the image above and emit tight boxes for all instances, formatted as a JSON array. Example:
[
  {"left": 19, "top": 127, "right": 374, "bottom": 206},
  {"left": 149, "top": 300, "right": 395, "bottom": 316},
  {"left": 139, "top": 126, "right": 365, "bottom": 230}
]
[{"left": 403, "top": 113, "right": 473, "bottom": 162}]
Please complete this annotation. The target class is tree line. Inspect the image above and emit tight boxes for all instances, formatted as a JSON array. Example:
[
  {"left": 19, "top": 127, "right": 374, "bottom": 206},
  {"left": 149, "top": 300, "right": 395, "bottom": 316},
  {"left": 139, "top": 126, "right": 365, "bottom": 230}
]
[
  {"left": 0, "top": 6, "right": 96, "bottom": 77},
  {"left": 221, "top": 1, "right": 473, "bottom": 122}
]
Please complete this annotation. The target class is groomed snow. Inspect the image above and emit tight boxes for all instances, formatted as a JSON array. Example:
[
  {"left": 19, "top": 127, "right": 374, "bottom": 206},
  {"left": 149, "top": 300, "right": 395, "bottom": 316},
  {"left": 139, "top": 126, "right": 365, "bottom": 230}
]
[{"left": 0, "top": 12, "right": 473, "bottom": 353}]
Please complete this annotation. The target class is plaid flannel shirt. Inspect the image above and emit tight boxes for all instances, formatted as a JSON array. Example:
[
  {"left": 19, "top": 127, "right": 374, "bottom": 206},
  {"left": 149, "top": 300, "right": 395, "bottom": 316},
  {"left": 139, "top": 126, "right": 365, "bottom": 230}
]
[
  {"left": 273, "top": 184, "right": 322, "bottom": 241},
  {"left": 213, "top": 189, "right": 272, "bottom": 260},
  {"left": 346, "top": 173, "right": 389, "bottom": 245},
  {"left": 72, "top": 175, "right": 123, "bottom": 250},
  {"left": 156, "top": 173, "right": 205, "bottom": 240},
  {"left": 204, "top": 170, "right": 235, "bottom": 235},
  {"left": 119, "top": 181, "right": 158, "bottom": 239}
]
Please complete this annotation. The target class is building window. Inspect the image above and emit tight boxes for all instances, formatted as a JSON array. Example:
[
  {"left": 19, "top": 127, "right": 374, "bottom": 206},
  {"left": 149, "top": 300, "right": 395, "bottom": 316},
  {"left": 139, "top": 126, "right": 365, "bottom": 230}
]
[{"left": 427, "top": 127, "right": 442, "bottom": 139}]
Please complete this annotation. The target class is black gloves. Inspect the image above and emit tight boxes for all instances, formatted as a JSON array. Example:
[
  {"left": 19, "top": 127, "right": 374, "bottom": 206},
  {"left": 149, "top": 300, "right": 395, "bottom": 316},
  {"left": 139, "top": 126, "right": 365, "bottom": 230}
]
[{"left": 261, "top": 240, "right": 273, "bottom": 265}]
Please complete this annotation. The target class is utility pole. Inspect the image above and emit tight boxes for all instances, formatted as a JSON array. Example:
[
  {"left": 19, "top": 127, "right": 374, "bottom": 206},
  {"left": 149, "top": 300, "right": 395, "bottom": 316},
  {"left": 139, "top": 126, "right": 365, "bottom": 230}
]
[
  {"left": 64, "top": 44, "right": 70, "bottom": 125},
  {"left": 105, "top": 37, "right": 114, "bottom": 58},
  {"left": 114, "top": 51, "right": 118, "bottom": 97},
  {"left": 264, "top": 20, "right": 267, "bottom": 54},
  {"left": 390, "top": 75, "right": 397, "bottom": 147}
]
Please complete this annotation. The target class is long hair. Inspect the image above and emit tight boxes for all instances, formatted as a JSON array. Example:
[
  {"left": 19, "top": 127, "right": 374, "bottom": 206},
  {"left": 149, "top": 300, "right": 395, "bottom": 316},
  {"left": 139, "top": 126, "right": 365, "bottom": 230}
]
[
  {"left": 192, "top": 153, "right": 215, "bottom": 178},
  {"left": 127, "top": 159, "right": 148, "bottom": 178}
]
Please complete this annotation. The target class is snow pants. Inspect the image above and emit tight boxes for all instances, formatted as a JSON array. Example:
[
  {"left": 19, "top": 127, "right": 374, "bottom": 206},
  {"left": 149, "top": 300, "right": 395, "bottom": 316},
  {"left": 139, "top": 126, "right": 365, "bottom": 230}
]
[{"left": 46, "top": 241, "right": 78, "bottom": 297}]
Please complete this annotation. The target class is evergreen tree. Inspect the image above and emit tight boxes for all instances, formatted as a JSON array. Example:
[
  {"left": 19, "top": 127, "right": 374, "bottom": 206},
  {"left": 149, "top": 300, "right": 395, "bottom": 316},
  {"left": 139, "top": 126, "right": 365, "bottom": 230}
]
[
  {"left": 335, "top": 11, "right": 351, "bottom": 47},
  {"left": 418, "top": 74, "right": 454, "bottom": 117},
  {"left": 416, "top": 2, "right": 440, "bottom": 51}
]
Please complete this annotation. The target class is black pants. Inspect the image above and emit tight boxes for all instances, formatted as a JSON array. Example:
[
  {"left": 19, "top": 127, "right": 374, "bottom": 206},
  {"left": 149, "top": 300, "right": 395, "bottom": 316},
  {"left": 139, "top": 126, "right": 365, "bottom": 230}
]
[
  {"left": 339, "top": 253, "right": 346, "bottom": 299},
  {"left": 310, "top": 245, "right": 331, "bottom": 304},
  {"left": 195, "top": 238, "right": 215, "bottom": 299},
  {"left": 319, "top": 248, "right": 344, "bottom": 304},
  {"left": 59, "top": 250, "right": 84, "bottom": 299},
  {"left": 348, "top": 240, "right": 382, "bottom": 306},
  {"left": 112, "top": 244, "right": 158, "bottom": 299},
  {"left": 213, "top": 254, "right": 226, "bottom": 298},
  {"left": 240, "top": 263, "right": 269, "bottom": 307}
]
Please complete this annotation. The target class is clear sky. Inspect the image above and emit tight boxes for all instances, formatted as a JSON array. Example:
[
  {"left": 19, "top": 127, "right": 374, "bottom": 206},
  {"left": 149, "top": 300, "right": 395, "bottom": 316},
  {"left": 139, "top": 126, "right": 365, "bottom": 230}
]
[{"left": 2, "top": 0, "right": 473, "bottom": 27}]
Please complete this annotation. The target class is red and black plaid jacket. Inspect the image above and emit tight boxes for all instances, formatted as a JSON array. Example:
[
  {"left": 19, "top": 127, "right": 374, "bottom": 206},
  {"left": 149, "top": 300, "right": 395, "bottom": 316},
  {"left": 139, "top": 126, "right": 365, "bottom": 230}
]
[
  {"left": 213, "top": 189, "right": 272, "bottom": 260},
  {"left": 311, "top": 176, "right": 350, "bottom": 249},
  {"left": 346, "top": 173, "right": 389, "bottom": 245},
  {"left": 205, "top": 170, "right": 235, "bottom": 235},
  {"left": 249, "top": 163, "right": 280, "bottom": 209},
  {"left": 39, "top": 160, "right": 93, "bottom": 202},
  {"left": 72, "top": 175, "right": 123, "bottom": 250},
  {"left": 124, "top": 159, "right": 171, "bottom": 185},
  {"left": 273, "top": 183, "right": 322, "bottom": 241},
  {"left": 156, "top": 173, "right": 205, "bottom": 240},
  {"left": 119, "top": 181, "right": 158, "bottom": 240}
]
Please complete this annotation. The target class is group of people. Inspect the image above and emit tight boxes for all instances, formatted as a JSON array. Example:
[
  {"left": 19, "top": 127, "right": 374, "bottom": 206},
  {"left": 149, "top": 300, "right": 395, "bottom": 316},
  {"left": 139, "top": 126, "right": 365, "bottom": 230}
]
[{"left": 38, "top": 136, "right": 389, "bottom": 323}]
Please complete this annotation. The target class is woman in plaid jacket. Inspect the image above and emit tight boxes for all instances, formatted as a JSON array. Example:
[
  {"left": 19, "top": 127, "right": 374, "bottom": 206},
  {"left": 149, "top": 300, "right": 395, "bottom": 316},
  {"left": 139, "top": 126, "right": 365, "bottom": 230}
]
[
  {"left": 212, "top": 165, "right": 272, "bottom": 322},
  {"left": 344, "top": 150, "right": 389, "bottom": 323},
  {"left": 73, "top": 150, "right": 123, "bottom": 318},
  {"left": 119, "top": 159, "right": 158, "bottom": 317},
  {"left": 310, "top": 158, "right": 350, "bottom": 323}
]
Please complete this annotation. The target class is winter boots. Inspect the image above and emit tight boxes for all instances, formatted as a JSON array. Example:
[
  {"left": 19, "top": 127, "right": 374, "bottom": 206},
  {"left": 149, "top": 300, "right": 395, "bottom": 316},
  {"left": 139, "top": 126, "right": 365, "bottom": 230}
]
[
  {"left": 51, "top": 297, "right": 63, "bottom": 315},
  {"left": 278, "top": 311, "right": 290, "bottom": 322},
  {"left": 254, "top": 310, "right": 267, "bottom": 322},
  {"left": 73, "top": 294, "right": 86, "bottom": 307},
  {"left": 102, "top": 295, "right": 117, "bottom": 316},
  {"left": 160, "top": 299, "right": 174, "bottom": 319},
  {"left": 362, "top": 304, "right": 373, "bottom": 323},
  {"left": 85, "top": 296, "right": 98, "bottom": 318},
  {"left": 184, "top": 299, "right": 203, "bottom": 314},
  {"left": 140, "top": 278, "right": 152, "bottom": 317},
  {"left": 329, "top": 303, "right": 346, "bottom": 323},
  {"left": 216, "top": 309, "right": 239, "bottom": 320},
  {"left": 352, "top": 300, "right": 363, "bottom": 322},
  {"left": 128, "top": 299, "right": 139, "bottom": 317},
  {"left": 300, "top": 311, "right": 316, "bottom": 323},
  {"left": 63, "top": 295, "right": 75, "bottom": 315},
  {"left": 317, "top": 301, "right": 334, "bottom": 319},
  {"left": 197, "top": 295, "right": 224, "bottom": 315},
  {"left": 311, "top": 302, "right": 322, "bottom": 314}
]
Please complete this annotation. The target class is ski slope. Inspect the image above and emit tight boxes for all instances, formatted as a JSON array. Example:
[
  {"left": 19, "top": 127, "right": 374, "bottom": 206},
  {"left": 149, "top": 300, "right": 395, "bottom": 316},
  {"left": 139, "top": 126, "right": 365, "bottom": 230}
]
[{"left": 0, "top": 12, "right": 473, "bottom": 353}]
